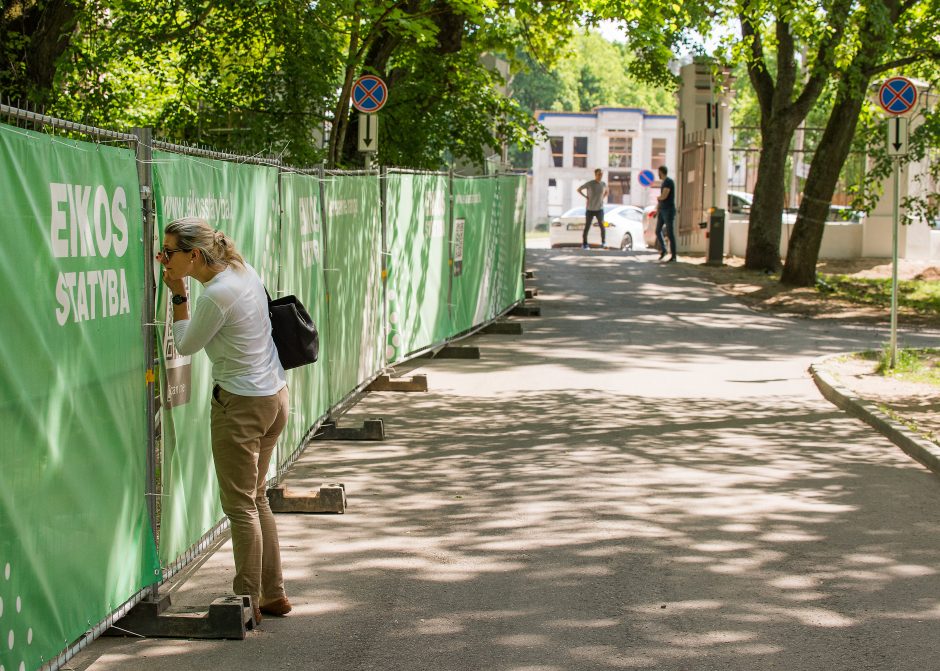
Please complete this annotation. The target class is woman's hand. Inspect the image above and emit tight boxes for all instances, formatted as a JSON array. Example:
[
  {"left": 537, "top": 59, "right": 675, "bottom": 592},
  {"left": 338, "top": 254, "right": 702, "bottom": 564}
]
[{"left": 162, "top": 268, "right": 186, "bottom": 297}]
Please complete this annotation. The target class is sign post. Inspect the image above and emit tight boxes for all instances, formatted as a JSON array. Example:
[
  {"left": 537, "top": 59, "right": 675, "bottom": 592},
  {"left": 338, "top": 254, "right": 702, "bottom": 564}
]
[
  {"left": 351, "top": 75, "right": 388, "bottom": 168},
  {"left": 877, "top": 76, "right": 917, "bottom": 369}
]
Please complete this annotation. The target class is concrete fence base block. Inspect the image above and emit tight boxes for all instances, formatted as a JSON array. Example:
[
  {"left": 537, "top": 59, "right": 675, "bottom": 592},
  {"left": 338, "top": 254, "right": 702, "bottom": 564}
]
[
  {"left": 525, "top": 288, "right": 539, "bottom": 299},
  {"left": 481, "top": 321, "right": 524, "bottom": 335},
  {"left": 105, "top": 595, "right": 253, "bottom": 640},
  {"left": 312, "top": 419, "right": 385, "bottom": 441},
  {"left": 510, "top": 303, "right": 541, "bottom": 317},
  {"left": 525, "top": 270, "right": 536, "bottom": 279},
  {"left": 268, "top": 483, "right": 347, "bottom": 514},
  {"left": 422, "top": 345, "right": 481, "bottom": 360},
  {"left": 366, "top": 374, "right": 429, "bottom": 392}
]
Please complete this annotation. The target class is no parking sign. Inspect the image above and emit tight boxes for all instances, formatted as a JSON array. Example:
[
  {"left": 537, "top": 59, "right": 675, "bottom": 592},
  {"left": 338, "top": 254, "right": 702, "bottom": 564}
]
[{"left": 638, "top": 169, "right": 655, "bottom": 187}]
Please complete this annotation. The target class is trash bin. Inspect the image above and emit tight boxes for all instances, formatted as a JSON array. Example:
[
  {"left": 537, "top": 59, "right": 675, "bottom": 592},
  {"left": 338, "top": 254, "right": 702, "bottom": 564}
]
[{"left": 706, "top": 207, "right": 725, "bottom": 266}]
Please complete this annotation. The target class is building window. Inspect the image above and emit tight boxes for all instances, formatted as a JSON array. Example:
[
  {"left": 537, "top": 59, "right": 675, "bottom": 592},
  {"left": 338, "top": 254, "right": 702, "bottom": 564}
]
[
  {"left": 608, "top": 172, "right": 631, "bottom": 204},
  {"left": 573, "top": 136, "right": 588, "bottom": 168},
  {"left": 651, "top": 138, "right": 667, "bottom": 170},
  {"left": 549, "top": 136, "right": 563, "bottom": 167},
  {"left": 608, "top": 137, "right": 632, "bottom": 168}
]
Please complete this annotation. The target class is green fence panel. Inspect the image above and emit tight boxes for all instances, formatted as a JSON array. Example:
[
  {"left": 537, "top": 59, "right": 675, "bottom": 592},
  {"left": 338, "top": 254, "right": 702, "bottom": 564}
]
[
  {"left": 496, "top": 175, "right": 527, "bottom": 312},
  {"left": 278, "top": 173, "right": 330, "bottom": 463},
  {"left": 385, "top": 173, "right": 452, "bottom": 361},
  {"left": 152, "top": 151, "right": 280, "bottom": 565},
  {"left": 450, "top": 178, "right": 499, "bottom": 333},
  {"left": 322, "top": 175, "right": 384, "bottom": 405},
  {"left": 0, "top": 125, "right": 159, "bottom": 671}
]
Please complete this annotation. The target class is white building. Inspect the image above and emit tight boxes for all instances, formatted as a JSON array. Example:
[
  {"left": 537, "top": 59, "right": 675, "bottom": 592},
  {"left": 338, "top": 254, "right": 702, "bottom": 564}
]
[{"left": 528, "top": 107, "right": 678, "bottom": 228}]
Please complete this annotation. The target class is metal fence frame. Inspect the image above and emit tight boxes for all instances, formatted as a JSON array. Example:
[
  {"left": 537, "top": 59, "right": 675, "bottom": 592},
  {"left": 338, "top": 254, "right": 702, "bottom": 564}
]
[{"left": 1, "top": 103, "right": 526, "bottom": 671}]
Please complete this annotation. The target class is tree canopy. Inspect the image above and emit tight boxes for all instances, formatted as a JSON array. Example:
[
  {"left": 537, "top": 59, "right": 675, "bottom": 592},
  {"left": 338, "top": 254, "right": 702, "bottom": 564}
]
[{"left": 1, "top": 0, "right": 587, "bottom": 169}]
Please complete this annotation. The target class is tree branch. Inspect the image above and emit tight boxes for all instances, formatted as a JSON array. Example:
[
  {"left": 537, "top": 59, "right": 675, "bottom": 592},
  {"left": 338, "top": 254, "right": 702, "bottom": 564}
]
[
  {"left": 739, "top": 4, "right": 774, "bottom": 116},
  {"left": 865, "top": 50, "right": 940, "bottom": 77}
]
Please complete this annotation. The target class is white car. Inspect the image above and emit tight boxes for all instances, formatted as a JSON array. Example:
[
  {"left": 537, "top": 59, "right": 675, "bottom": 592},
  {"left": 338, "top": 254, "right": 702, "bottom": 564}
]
[{"left": 549, "top": 204, "right": 647, "bottom": 250}]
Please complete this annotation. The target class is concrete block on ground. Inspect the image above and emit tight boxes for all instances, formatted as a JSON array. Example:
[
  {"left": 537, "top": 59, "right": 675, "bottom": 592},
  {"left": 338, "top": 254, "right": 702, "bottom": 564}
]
[
  {"left": 313, "top": 419, "right": 385, "bottom": 441},
  {"left": 481, "top": 321, "right": 524, "bottom": 335},
  {"left": 421, "top": 345, "right": 481, "bottom": 360},
  {"left": 366, "top": 374, "right": 428, "bottom": 392},
  {"left": 268, "top": 483, "right": 347, "bottom": 514},
  {"left": 525, "top": 270, "right": 536, "bottom": 279},
  {"left": 525, "top": 288, "right": 539, "bottom": 299},
  {"left": 105, "top": 595, "right": 253, "bottom": 639},
  {"left": 510, "top": 303, "right": 541, "bottom": 317}
]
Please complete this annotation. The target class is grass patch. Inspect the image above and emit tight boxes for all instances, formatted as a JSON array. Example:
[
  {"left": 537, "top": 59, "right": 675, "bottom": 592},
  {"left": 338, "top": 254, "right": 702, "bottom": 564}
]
[
  {"left": 858, "top": 347, "right": 940, "bottom": 387},
  {"left": 817, "top": 274, "right": 940, "bottom": 314}
]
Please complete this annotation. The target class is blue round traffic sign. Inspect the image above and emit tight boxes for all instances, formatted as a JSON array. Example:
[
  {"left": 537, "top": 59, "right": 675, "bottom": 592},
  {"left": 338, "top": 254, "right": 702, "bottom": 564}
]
[
  {"left": 878, "top": 77, "right": 917, "bottom": 115},
  {"left": 351, "top": 75, "right": 388, "bottom": 113},
  {"left": 638, "top": 169, "right": 655, "bottom": 187}
]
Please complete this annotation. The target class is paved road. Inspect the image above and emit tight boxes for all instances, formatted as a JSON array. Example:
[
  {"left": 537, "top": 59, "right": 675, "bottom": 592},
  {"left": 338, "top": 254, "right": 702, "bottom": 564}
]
[{"left": 75, "top": 248, "right": 940, "bottom": 671}]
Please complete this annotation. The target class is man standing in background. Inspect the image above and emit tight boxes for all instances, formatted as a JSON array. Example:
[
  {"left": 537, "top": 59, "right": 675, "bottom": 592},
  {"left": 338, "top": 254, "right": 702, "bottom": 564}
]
[
  {"left": 577, "top": 168, "right": 609, "bottom": 250},
  {"left": 655, "top": 165, "right": 677, "bottom": 262}
]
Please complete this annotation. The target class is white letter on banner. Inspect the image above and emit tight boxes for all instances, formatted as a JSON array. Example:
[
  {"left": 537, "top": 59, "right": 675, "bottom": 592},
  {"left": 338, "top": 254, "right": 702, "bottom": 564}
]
[
  {"left": 76, "top": 272, "right": 89, "bottom": 322},
  {"left": 106, "top": 269, "right": 119, "bottom": 315},
  {"left": 55, "top": 273, "right": 71, "bottom": 325},
  {"left": 111, "top": 187, "right": 128, "bottom": 257},
  {"left": 93, "top": 186, "right": 112, "bottom": 257},
  {"left": 87, "top": 270, "right": 100, "bottom": 318},
  {"left": 119, "top": 269, "right": 129, "bottom": 315},
  {"left": 69, "top": 185, "right": 95, "bottom": 257},
  {"left": 50, "top": 183, "right": 69, "bottom": 257},
  {"left": 97, "top": 270, "right": 108, "bottom": 314}
]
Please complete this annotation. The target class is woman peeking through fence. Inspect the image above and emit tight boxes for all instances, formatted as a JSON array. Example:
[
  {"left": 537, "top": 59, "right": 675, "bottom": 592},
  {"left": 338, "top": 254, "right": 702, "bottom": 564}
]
[{"left": 157, "top": 216, "right": 291, "bottom": 624}]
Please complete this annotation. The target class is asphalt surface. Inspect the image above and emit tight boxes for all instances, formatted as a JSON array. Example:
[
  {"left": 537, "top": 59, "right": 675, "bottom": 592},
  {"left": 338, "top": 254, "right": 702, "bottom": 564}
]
[{"left": 72, "top": 246, "right": 940, "bottom": 671}]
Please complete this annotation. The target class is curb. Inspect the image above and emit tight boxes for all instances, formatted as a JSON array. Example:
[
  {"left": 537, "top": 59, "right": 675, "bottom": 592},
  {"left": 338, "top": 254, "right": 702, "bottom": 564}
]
[{"left": 810, "top": 353, "right": 940, "bottom": 475}]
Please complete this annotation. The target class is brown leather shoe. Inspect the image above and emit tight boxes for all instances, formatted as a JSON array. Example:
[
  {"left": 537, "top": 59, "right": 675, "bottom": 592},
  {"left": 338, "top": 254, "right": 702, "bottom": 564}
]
[{"left": 260, "top": 597, "right": 292, "bottom": 617}]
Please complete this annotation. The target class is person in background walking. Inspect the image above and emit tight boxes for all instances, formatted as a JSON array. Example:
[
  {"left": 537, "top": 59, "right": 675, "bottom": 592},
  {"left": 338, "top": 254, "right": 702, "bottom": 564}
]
[
  {"left": 157, "top": 217, "right": 292, "bottom": 625},
  {"left": 655, "top": 166, "right": 677, "bottom": 262},
  {"left": 577, "top": 168, "right": 609, "bottom": 249}
]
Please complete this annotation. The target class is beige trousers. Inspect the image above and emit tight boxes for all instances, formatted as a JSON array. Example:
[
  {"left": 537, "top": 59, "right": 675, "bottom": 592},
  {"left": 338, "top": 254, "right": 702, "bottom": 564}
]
[{"left": 210, "top": 384, "right": 289, "bottom": 607}]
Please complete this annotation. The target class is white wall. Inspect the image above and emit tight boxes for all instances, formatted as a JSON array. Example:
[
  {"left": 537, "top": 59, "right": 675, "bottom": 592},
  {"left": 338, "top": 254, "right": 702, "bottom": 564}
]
[{"left": 529, "top": 108, "right": 677, "bottom": 228}]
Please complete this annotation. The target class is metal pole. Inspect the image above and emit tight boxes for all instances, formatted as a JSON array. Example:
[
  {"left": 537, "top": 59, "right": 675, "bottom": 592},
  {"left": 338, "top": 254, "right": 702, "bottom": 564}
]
[
  {"left": 890, "top": 156, "right": 900, "bottom": 369},
  {"left": 133, "top": 127, "right": 160, "bottom": 598}
]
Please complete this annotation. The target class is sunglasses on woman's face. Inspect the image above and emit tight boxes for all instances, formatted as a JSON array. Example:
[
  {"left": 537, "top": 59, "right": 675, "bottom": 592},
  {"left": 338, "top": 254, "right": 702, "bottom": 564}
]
[{"left": 159, "top": 246, "right": 184, "bottom": 261}]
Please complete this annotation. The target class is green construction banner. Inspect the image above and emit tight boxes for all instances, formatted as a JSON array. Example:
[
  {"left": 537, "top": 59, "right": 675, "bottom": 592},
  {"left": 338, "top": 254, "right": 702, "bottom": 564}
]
[
  {"left": 496, "top": 175, "right": 527, "bottom": 312},
  {"left": 152, "top": 151, "right": 280, "bottom": 565},
  {"left": 451, "top": 177, "right": 500, "bottom": 332},
  {"left": 322, "top": 175, "right": 384, "bottom": 404},
  {"left": 385, "top": 173, "right": 452, "bottom": 362},
  {"left": 278, "top": 173, "right": 330, "bottom": 462},
  {"left": 0, "top": 125, "right": 159, "bottom": 671}
]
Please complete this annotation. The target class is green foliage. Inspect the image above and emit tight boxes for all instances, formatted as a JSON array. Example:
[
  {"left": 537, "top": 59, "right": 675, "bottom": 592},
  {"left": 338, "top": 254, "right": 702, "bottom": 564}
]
[
  {"left": 816, "top": 274, "right": 940, "bottom": 314},
  {"left": 510, "top": 32, "right": 676, "bottom": 115},
  {"left": 4, "top": 0, "right": 589, "bottom": 169},
  {"left": 868, "top": 348, "right": 940, "bottom": 387}
]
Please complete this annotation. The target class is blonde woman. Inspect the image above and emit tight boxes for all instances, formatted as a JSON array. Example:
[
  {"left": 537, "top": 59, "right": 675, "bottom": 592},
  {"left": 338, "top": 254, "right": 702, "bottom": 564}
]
[{"left": 157, "top": 216, "right": 291, "bottom": 623}]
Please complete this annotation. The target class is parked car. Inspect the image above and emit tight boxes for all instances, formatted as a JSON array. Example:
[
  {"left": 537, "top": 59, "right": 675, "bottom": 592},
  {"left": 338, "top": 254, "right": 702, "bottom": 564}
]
[
  {"left": 731, "top": 191, "right": 863, "bottom": 224},
  {"left": 643, "top": 205, "right": 659, "bottom": 248},
  {"left": 549, "top": 204, "right": 647, "bottom": 250},
  {"left": 728, "top": 190, "right": 753, "bottom": 218}
]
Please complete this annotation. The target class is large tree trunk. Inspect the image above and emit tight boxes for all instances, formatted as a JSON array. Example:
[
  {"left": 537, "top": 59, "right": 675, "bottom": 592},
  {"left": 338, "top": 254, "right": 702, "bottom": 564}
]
[
  {"left": 745, "top": 123, "right": 795, "bottom": 271},
  {"left": 0, "top": 0, "right": 80, "bottom": 104},
  {"left": 780, "top": 3, "right": 895, "bottom": 286},
  {"left": 780, "top": 95, "right": 865, "bottom": 286}
]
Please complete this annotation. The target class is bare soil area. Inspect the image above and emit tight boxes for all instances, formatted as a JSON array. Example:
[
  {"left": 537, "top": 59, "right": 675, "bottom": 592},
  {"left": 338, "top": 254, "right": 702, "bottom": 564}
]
[{"left": 686, "top": 255, "right": 940, "bottom": 447}]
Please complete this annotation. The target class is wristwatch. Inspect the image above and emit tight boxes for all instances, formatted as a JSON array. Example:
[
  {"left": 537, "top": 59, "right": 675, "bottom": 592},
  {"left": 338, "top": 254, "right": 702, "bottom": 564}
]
[{"left": 171, "top": 294, "right": 188, "bottom": 305}]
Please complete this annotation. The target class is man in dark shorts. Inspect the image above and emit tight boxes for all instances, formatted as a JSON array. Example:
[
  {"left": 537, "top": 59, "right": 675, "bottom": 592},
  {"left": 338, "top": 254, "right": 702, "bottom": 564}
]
[
  {"left": 655, "top": 165, "right": 677, "bottom": 262},
  {"left": 577, "top": 168, "right": 609, "bottom": 249}
]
